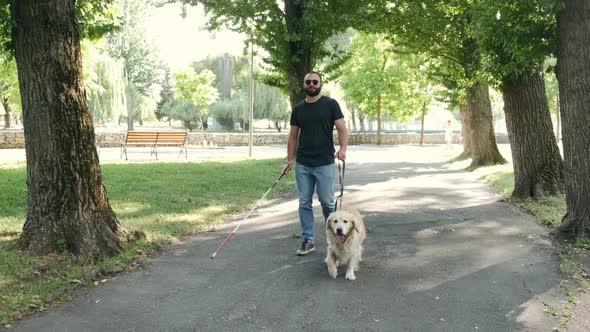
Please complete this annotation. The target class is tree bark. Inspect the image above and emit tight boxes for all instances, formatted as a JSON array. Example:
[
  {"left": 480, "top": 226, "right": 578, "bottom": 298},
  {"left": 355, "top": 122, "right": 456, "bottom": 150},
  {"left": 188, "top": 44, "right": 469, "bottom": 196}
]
[
  {"left": 2, "top": 97, "right": 13, "bottom": 129},
  {"left": 556, "top": 0, "right": 590, "bottom": 239},
  {"left": 285, "top": 0, "right": 311, "bottom": 107},
  {"left": 502, "top": 67, "right": 564, "bottom": 199},
  {"left": 555, "top": 94, "right": 560, "bottom": 143},
  {"left": 466, "top": 83, "right": 506, "bottom": 167},
  {"left": 359, "top": 114, "right": 366, "bottom": 132},
  {"left": 11, "top": 0, "right": 138, "bottom": 263},
  {"left": 458, "top": 102, "right": 472, "bottom": 158}
]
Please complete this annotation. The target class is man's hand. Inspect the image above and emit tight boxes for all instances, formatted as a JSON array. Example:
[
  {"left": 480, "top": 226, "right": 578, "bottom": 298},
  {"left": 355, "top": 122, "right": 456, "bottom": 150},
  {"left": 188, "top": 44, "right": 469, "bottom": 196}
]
[
  {"left": 335, "top": 149, "right": 346, "bottom": 161},
  {"left": 282, "top": 161, "right": 294, "bottom": 175}
]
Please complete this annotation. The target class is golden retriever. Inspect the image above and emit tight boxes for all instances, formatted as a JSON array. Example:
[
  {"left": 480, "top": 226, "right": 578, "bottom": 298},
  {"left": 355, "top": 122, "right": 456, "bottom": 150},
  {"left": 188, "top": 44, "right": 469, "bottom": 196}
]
[{"left": 325, "top": 208, "right": 366, "bottom": 280}]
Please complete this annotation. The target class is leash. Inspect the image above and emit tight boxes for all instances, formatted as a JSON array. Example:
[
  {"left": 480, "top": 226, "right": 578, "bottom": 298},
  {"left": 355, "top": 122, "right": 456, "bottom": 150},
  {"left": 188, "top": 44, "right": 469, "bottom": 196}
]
[
  {"left": 334, "top": 160, "right": 345, "bottom": 211},
  {"left": 210, "top": 171, "right": 286, "bottom": 259}
]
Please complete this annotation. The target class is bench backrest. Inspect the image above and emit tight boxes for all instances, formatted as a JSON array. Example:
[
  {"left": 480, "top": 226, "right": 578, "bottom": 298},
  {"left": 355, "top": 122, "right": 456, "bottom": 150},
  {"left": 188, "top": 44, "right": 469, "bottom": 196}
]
[
  {"left": 125, "top": 131, "right": 159, "bottom": 144},
  {"left": 156, "top": 131, "right": 187, "bottom": 144}
]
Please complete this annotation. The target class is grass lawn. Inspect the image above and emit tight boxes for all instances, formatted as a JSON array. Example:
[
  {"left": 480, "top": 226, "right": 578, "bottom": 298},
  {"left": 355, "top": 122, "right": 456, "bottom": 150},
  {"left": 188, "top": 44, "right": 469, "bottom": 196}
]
[
  {"left": 483, "top": 170, "right": 590, "bottom": 251},
  {"left": 0, "top": 159, "right": 295, "bottom": 326},
  {"left": 484, "top": 170, "right": 567, "bottom": 227}
]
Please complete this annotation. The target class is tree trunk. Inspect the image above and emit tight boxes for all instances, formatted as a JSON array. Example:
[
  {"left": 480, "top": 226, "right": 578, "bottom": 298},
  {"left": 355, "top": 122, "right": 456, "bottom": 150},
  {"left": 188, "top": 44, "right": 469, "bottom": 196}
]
[
  {"left": 274, "top": 121, "right": 281, "bottom": 132},
  {"left": 2, "top": 98, "right": 13, "bottom": 129},
  {"left": 556, "top": 0, "right": 590, "bottom": 239},
  {"left": 285, "top": 0, "right": 311, "bottom": 108},
  {"left": 419, "top": 101, "right": 426, "bottom": 146},
  {"left": 376, "top": 94, "right": 382, "bottom": 145},
  {"left": 466, "top": 83, "right": 506, "bottom": 167},
  {"left": 502, "top": 67, "right": 564, "bottom": 199},
  {"left": 350, "top": 108, "right": 357, "bottom": 132},
  {"left": 11, "top": 0, "right": 138, "bottom": 263},
  {"left": 555, "top": 94, "right": 560, "bottom": 143},
  {"left": 127, "top": 114, "right": 134, "bottom": 131},
  {"left": 459, "top": 100, "right": 472, "bottom": 159},
  {"left": 359, "top": 114, "right": 366, "bottom": 132}
]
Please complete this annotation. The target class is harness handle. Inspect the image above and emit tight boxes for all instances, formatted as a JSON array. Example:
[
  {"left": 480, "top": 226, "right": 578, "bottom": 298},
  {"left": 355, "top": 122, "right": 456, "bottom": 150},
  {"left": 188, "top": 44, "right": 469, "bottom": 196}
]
[{"left": 335, "top": 160, "right": 345, "bottom": 211}]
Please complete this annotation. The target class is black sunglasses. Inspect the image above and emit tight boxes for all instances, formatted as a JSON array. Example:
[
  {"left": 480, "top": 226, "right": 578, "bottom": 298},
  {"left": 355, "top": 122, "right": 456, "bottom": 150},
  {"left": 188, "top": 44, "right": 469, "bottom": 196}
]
[{"left": 305, "top": 79, "right": 319, "bottom": 85}]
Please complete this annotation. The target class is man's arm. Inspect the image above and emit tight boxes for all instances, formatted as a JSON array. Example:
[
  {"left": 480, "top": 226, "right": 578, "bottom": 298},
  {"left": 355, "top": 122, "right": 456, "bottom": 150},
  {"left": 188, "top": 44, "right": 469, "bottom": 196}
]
[
  {"left": 334, "top": 118, "right": 348, "bottom": 161},
  {"left": 282, "top": 125, "right": 299, "bottom": 174}
]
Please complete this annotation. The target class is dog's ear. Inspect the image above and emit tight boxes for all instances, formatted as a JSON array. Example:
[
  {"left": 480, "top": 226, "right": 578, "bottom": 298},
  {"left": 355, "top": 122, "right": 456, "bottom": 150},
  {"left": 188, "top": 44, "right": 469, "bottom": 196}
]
[
  {"left": 352, "top": 219, "right": 360, "bottom": 233},
  {"left": 326, "top": 214, "right": 335, "bottom": 230}
]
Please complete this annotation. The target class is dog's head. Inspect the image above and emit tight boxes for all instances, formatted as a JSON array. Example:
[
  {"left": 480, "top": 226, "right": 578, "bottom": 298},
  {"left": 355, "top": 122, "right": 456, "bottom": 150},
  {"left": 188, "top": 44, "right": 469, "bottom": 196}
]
[{"left": 326, "top": 210, "right": 357, "bottom": 243}]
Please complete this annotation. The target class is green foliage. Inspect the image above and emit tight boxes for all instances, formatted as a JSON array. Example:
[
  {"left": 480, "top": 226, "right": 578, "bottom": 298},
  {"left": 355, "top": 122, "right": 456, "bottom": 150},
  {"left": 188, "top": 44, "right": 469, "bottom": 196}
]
[
  {"left": 155, "top": 66, "right": 174, "bottom": 121},
  {"left": 161, "top": 68, "right": 219, "bottom": 131},
  {"left": 575, "top": 238, "right": 590, "bottom": 250},
  {"left": 192, "top": 54, "right": 249, "bottom": 99},
  {"left": 339, "top": 33, "right": 435, "bottom": 122},
  {"left": 84, "top": 44, "right": 127, "bottom": 123},
  {"left": 0, "top": 0, "right": 119, "bottom": 56},
  {"left": 174, "top": 68, "right": 219, "bottom": 109},
  {"left": 175, "top": 0, "right": 369, "bottom": 94},
  {"left": 104, "top": 0, "right": 162, "bottom": 96},
  {"left": 209, "top": 98, "right": 245, "bottom": 130},
  {"left": 363, "top": 0, "right": 485, "bottom": 103},
  {"left": 55, "top": 240, "right": 67, "bottom": 253},
  {"left": 254, "top": 82, "right": 289, "bottom": 123},
  {"left": 471, "top": 0, "right": 556, "bottom": 85},
  {"left": 76, "top": 0, "right": 120, "bottom": 40},
  {"left": 544, "top": 57, "right": 559, "bottom": 115},
  {"left": 0, "top": 58, "right": 20, "bottom": 110}
]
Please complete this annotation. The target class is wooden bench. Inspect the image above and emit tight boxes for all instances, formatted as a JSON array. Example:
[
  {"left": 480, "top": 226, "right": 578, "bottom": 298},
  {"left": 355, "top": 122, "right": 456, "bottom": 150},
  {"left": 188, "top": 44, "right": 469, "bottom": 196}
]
[{"left": 120, "top": 131, "right": 188, "bottom": 160}]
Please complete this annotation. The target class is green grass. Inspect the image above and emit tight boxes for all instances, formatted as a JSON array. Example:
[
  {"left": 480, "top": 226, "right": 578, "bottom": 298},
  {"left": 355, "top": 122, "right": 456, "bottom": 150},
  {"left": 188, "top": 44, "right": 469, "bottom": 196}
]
[
  {"left": 0, "top": 159, "right": 295, "bottom": 325},
  {"left": 483, "top": 171, "right": 566, "bottom": 227}
]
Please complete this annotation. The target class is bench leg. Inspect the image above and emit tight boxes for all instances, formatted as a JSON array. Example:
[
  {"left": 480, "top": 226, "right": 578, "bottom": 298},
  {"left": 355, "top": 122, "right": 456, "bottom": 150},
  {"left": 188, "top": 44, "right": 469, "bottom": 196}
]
[
  {"left": 120, "top": 145, "right": 128, "bottom": 160},
  {"left": 179, "top": 145, "right": 187, "bottom": 159}
]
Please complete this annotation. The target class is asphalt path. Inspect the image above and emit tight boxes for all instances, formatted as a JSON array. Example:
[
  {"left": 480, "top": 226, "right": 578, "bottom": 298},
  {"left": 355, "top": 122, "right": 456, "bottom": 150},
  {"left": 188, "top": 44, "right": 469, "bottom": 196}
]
[{"left": 9, "top": 145, "right": 568, "bottom": 331}]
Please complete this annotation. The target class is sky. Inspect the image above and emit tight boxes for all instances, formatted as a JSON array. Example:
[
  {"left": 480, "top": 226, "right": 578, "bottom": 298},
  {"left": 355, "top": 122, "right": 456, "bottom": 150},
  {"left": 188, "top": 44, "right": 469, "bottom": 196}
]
[{"left": 142, "top": 3, "right": 247, "bottom": 72}]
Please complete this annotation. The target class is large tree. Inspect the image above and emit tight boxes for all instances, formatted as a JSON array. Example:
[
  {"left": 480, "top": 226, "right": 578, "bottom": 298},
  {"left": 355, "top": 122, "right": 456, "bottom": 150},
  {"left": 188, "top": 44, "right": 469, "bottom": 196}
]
[
  {"left": 472, "top": 0, "right": 563, "bottom": 199},
  {"left": 175, "top": 0, "right": 365, "bottom": 107},
  {"left": 9, "top": 0, "right": 137, "bottom": 263},
  {"left": 556, "top": 0, "right": 590, "bottom": 239},
  {"left": 366, "top": 0, "right": 506, "bottom": 167}
]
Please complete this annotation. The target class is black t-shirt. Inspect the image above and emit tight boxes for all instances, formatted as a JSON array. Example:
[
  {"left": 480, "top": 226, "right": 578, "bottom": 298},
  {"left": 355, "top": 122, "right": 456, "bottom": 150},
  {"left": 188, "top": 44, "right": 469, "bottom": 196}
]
[{"left": 290, "top": 96, "right": 344, "bottom": 166}]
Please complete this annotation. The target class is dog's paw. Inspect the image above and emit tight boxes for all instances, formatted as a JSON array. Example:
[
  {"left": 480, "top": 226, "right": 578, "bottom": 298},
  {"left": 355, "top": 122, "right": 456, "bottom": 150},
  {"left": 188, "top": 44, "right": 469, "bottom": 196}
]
[
  {"left": 328, "top": 266, "right": 338, "bottom": 279},
  {"left": 345, "top": 271, "right": 356, "bottom": 280}
]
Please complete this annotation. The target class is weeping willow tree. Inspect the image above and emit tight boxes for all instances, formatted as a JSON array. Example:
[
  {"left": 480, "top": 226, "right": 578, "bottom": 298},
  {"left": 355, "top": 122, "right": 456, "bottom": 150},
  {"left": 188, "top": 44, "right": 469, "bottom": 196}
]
[
  {"left": 192, "top": 53, "right": 250, "bottom": 100},
  {"left": 209, "top": 97, "right": 246, "bottom": 130},
  {"left": 253, "top": 83, "right": 289, "bottom": 132},
  {"left": 86, "top": 55, "right": 126, "bottom": 123}
]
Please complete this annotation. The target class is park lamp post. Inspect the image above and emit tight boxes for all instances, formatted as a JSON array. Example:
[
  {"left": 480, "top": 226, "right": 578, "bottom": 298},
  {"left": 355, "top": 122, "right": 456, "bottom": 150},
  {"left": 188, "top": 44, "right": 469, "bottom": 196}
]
[{"left": 248, "top": 41, "right": 254, "bottom": 158}]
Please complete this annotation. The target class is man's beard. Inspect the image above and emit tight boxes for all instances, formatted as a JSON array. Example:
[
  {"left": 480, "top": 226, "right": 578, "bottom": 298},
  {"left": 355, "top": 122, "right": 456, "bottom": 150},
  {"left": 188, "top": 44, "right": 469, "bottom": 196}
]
[{"left": 305, "top": 86, "right": 322, "bottom": 97}]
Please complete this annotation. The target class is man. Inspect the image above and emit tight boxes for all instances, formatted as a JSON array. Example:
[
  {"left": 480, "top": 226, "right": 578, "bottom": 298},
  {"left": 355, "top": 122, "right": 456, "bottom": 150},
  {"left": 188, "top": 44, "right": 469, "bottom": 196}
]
[{"left": 282, "top": 71, "right": 348, "bottom": 256}]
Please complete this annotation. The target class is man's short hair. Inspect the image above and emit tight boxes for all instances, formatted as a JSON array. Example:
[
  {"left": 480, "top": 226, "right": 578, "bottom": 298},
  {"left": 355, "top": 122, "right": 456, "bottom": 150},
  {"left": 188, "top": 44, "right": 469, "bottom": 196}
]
[{"left": 304, "top": 71, "right": 323, "bottom": 83}]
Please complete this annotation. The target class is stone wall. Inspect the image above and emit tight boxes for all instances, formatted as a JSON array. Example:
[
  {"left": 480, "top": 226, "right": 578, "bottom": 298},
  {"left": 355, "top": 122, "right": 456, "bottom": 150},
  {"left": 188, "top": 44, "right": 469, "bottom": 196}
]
[
  {"left": 0, "top": 130, "right": 509, "bottom": 149},
  {"left": 0, "top": 130, "right": 25, "bottom": 149}
]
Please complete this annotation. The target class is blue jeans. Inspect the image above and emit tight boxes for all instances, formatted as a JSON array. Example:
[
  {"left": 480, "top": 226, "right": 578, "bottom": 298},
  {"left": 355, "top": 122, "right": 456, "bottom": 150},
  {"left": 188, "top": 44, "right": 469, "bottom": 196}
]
[{"left": 295, "top": 162, "right": 336, "bottom": 242}]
